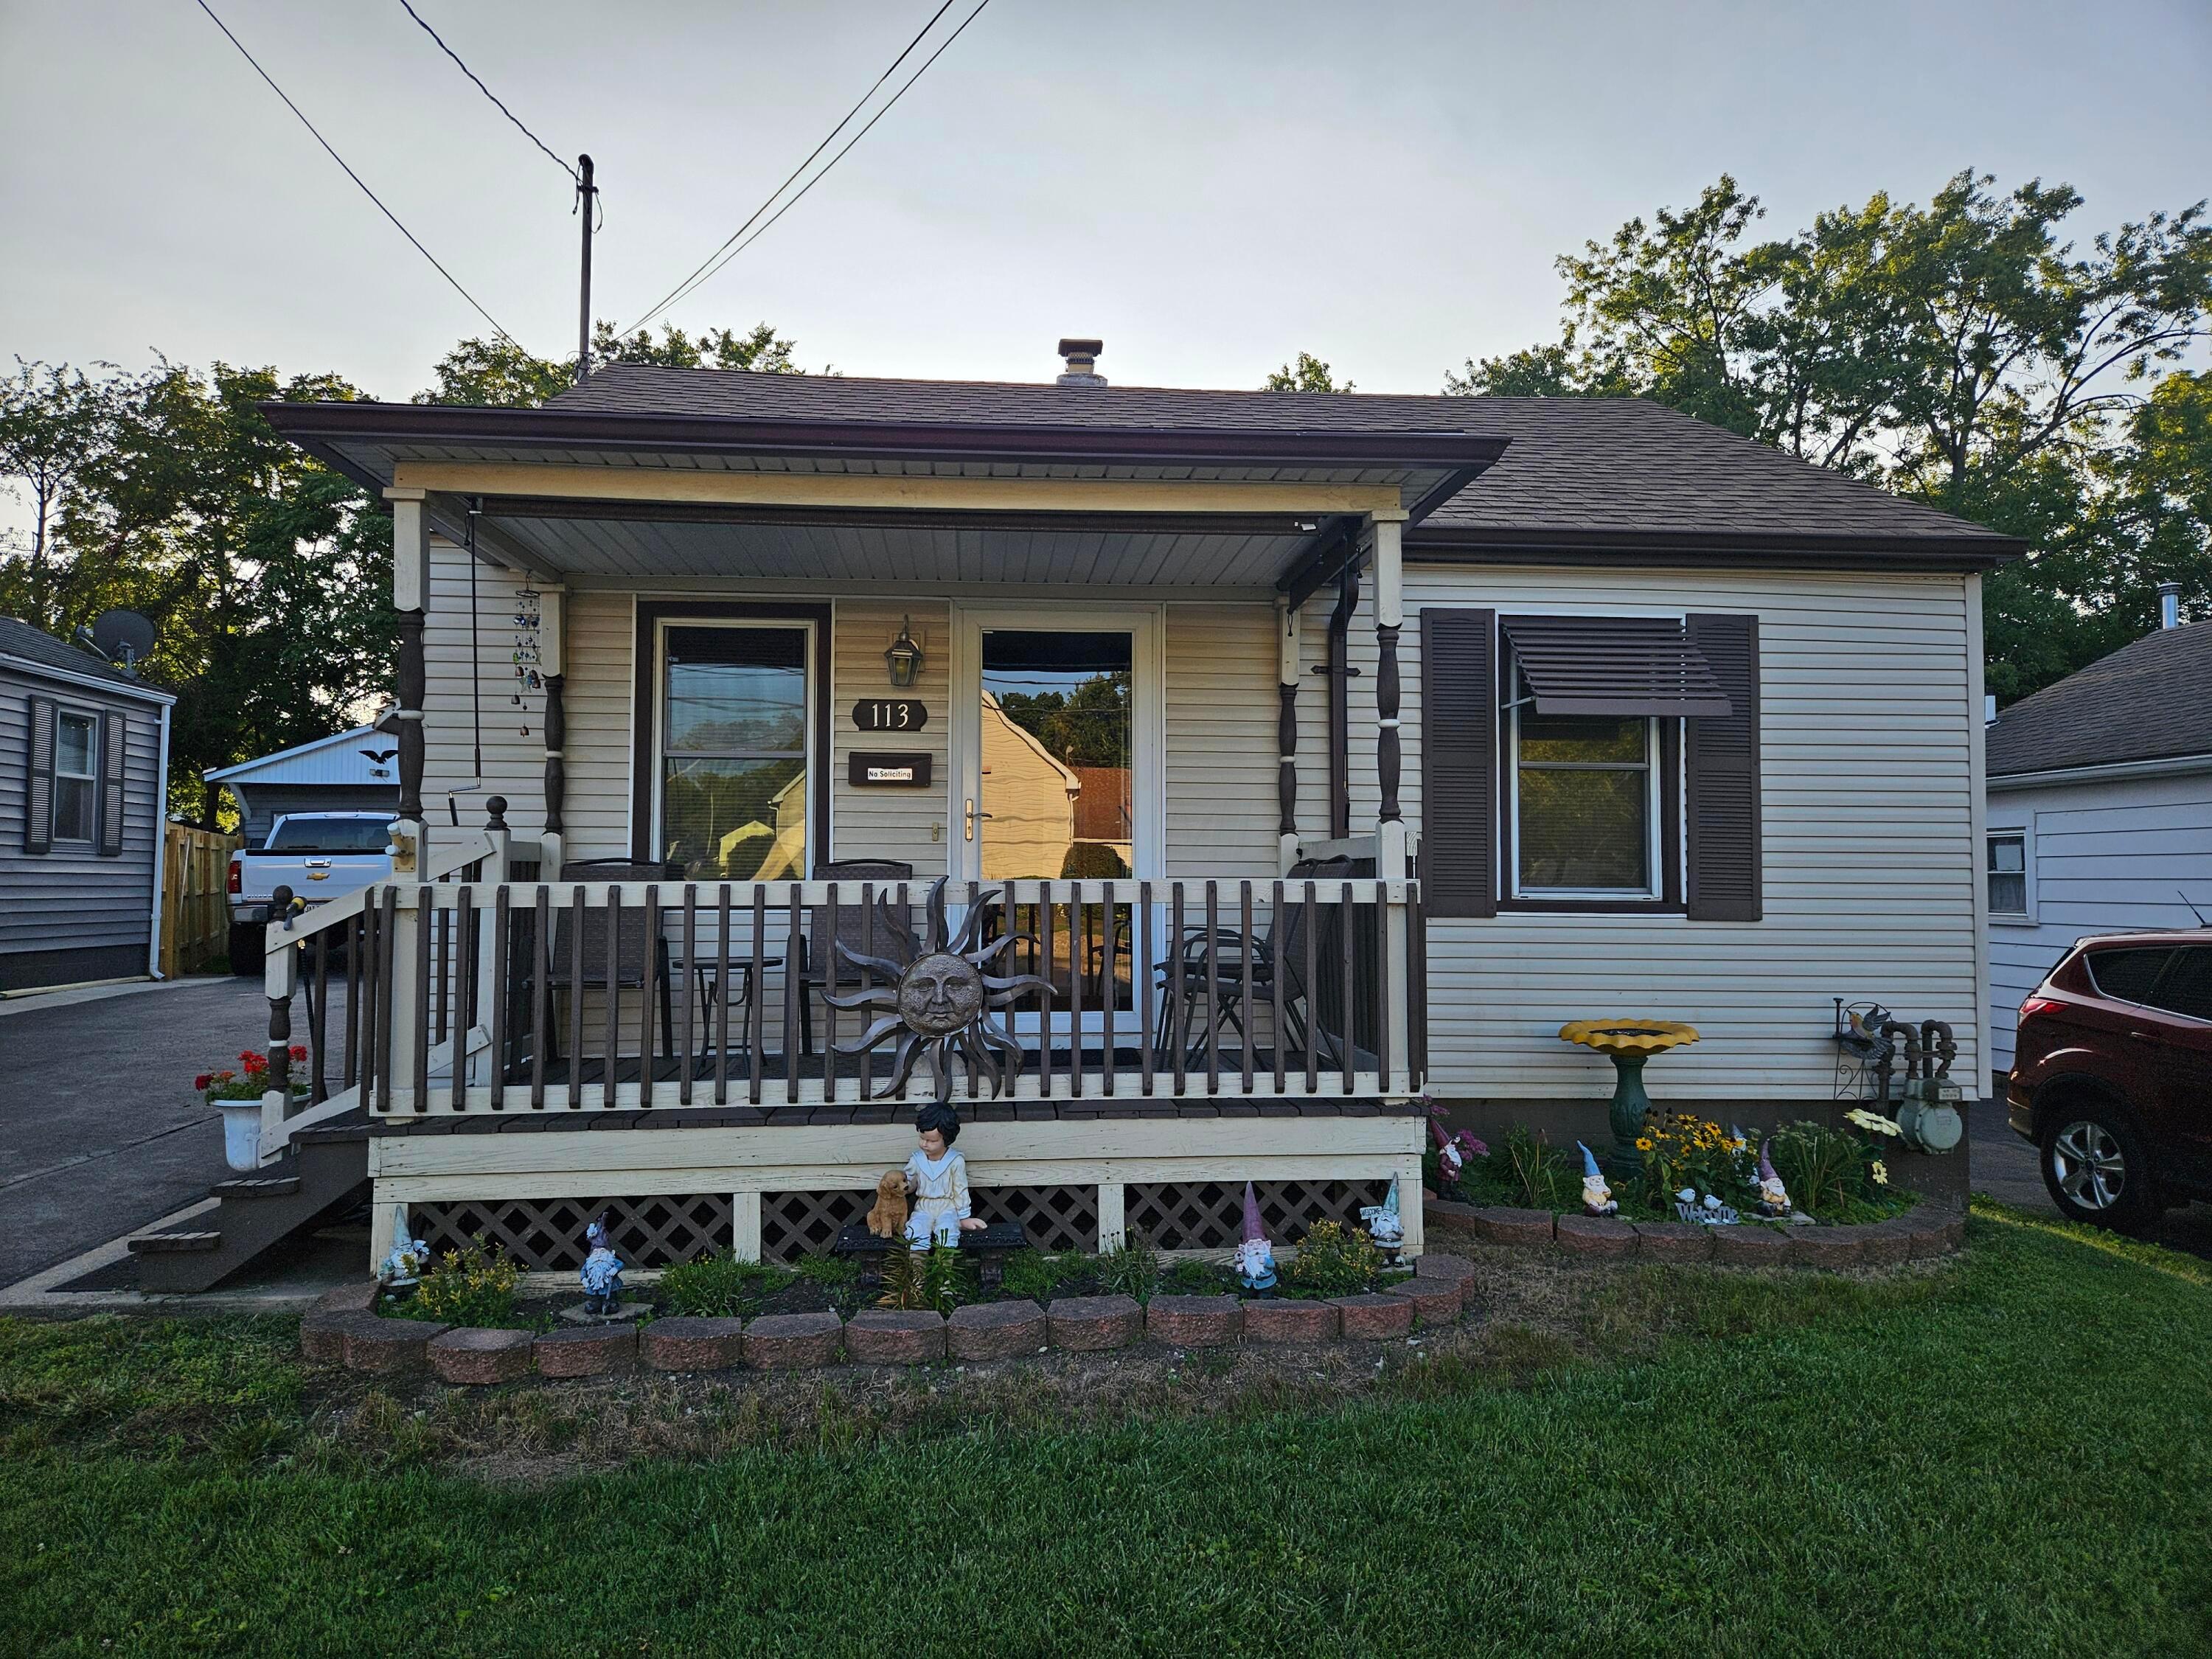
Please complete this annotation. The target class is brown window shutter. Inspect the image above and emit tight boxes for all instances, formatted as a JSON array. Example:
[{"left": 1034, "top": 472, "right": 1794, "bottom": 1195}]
[
  {"left": 24, "top": 695, "right": 55, "bottom": 856},
  {"left": 1686, "top": 613, "right": 1761, "bottom": 921},
  {"left": 98, "top": 709, "right": 126, "bottom": 857},
  {"left": 1418, "top": 608, "right": 1498, "bottom": 918}
]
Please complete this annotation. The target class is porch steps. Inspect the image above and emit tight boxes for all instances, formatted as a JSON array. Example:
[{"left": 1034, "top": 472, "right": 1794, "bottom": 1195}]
[{"left": 127, "top": 1113, "right": 369, "bottom": 1294}]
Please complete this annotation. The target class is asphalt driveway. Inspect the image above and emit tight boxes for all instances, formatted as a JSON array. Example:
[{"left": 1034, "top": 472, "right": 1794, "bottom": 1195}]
[{"left": 0, "top": 975, "right": 340, "bottom": 1286}]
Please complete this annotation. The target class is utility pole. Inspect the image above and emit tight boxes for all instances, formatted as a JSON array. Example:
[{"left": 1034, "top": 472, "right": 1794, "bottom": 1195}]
[{"left": 576, "top": 153, "right": 597, "bottom": 383}]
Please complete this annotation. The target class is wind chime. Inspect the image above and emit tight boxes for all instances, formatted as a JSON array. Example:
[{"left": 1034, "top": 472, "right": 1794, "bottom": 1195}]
[{"left": 510, "top": 585, "right": 543, "bottom": 737}]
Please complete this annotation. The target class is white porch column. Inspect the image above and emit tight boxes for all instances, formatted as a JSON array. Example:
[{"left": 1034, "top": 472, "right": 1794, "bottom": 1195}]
[
  {"left": 1276, "top": 594, "right": 1301, "bottom": 874},
  {"left": 385, "top": 487, "right": 429, "bottom": 1110},
  {"left": 537, "top": 585, "right": 568, "bottom": 877},
  {"left": 1371, "top": 511, "right": 1413, "bottom": 1094}
]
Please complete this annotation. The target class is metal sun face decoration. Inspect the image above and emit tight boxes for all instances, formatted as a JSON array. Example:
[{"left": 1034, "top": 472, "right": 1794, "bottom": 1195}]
[{"left": 825, "top": 877, "right": 1051, "bottom": 1102}]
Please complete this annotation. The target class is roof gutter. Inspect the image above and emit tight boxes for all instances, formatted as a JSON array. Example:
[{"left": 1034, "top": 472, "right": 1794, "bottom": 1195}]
[
  {"left": 1405, "top": 525, "right": 2024, "bottom": 572},
  {"left": 1988, "top": 751, "right": 2212, "bottom": 791},
  {"left": 0, "top": 650, "right": 176, "bottom": 704}
]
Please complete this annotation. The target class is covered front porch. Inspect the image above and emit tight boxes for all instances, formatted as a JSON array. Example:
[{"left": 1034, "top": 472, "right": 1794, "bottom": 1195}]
[{"left": 254, "top": 378, "right": 1506, "bottom": 1265}]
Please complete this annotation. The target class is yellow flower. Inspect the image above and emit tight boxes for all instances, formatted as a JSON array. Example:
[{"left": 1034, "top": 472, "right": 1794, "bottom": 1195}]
[
  {"left": 1871, "top": 1160, "right": 1889, "bottom": 1186},
  {"left": 1635, "top": 1137, "right": 1654, "bottom": 1151}
]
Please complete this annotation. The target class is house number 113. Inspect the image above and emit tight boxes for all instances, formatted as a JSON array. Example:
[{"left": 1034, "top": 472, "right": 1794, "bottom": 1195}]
[{"left": 852, "top": 699, "right": 928, "bottom": 732}]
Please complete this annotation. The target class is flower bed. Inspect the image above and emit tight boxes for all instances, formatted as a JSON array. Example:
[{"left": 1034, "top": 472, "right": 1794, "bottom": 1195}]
[{"left": 309, "top": 1198, "right": 1963, "bottom": 1388}]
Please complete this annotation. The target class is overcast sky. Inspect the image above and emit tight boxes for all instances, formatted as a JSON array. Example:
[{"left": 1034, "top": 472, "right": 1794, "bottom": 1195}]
[{"left": 3, "top": 0, "right": 2210, "bottom": 403}]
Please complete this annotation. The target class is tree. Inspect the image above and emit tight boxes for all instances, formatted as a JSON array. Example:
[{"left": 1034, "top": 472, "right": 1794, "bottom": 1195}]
[
  {"left": 419, "top": 319, "right": 807, "bottom": 406},
  {"left": 1450, "top": 170, "right": 2212, "bottom": 702},
  {"left": 1262, "top": 352, "right": 1354, "bottom": 393},
  {"left": 0, "top": 358, "right": 154, "bottom": 630}
]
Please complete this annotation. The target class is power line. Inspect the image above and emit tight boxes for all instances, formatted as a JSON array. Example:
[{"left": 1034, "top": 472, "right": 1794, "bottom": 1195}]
[
  {"left": 192, "top": 0, "right": 526, "bottom": 350},
  {"left": 397, "top": 0, "right": 580, "bottom": 188},
  {"left": 622, "top": 0, "right": 987, "bottom": 335}
]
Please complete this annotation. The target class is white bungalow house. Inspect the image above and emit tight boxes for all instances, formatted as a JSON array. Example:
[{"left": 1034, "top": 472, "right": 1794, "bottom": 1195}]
[
  {"left": 1984, "top": 589, "right": 2212, "bottom": 1085},
  {"left": 128, "top": 342, "right": 2017, "bottom": 1287}
]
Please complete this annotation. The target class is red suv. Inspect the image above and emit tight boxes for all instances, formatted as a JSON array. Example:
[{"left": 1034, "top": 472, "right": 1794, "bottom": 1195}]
[{"left": 2010, "top": 931, "right": 2212, "bottom": 1231}]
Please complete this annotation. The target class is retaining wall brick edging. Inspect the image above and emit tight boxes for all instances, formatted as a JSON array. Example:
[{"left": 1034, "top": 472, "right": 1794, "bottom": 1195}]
[{"left": 1424, "top": 1199, "right": 1964, "bottom": 1271}]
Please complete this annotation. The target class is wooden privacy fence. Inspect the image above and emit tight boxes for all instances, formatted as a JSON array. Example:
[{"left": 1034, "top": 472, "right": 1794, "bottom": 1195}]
[{"left": 161, "top": 824, "right": 238, "bottom": 977}]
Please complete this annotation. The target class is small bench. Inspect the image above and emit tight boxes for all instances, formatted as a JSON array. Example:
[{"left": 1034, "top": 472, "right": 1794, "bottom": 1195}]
[{"left": 834, "top": 1221, "right": 1029, "bottom": 1286}]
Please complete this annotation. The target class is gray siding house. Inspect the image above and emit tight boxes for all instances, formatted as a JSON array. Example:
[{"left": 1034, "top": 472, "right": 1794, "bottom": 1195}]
[
  {"left": 0, "top": 617, "right": 175, "bottom": 992},
  {"left": 1986, "top": 597, "right": 2212, "bottom": 1082}
]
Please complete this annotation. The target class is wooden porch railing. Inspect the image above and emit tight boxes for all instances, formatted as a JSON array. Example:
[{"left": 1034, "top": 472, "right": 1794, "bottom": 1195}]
[{"left": 271, "top": 866, "right": 1426, "bottom": 1124}]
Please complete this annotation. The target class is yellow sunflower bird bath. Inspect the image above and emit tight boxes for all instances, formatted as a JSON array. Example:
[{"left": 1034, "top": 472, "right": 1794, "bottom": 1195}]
[{"left": 1559, "top": 1019, "right": 1700, "bottom": 1175}]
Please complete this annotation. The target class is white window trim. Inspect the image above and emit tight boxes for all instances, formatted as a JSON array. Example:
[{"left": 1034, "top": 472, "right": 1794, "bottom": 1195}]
[
  {"left": 1505, "top": 682, "right": 1665, "bottom": 902},
  {"left": 52, "top": 707, "right": 100, "bottom": 847},
  {"left": 1986, "top": 824, "right": 2035, "bottom": 924},
  {"left": 649, "top": 616, "right": 819, "bottom": 879}
]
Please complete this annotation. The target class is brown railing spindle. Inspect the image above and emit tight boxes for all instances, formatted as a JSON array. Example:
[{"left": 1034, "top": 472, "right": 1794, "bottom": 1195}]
[
  {"left": 602, "top": 886, "right": 622, "bottom": 1107},
  {"left": 1100, "top": 885, "right": 1116, "bottom": 1097},
  {"left": 1068, "top": 882, "right": 1085, "bottom": 1097},
  {"left": 1303, "top": 880, "right": 1319, "bottom": 1096},
  {"left": 1039, "top": 886, "right": 1056, "bottom": 1100},
  {"left": 490, "top": 887, "right": 510, "bottom": 1110},
  {"left": 748, "top": 886, "right": 766, "bottom": 1105},
  {"left": 784, "top": 886, "right": 802, "bottom": 1099},
  {"left": 1239, "top": 881, "right": 1254, "bottom": 1093},
  {"left": 530, "top": 886, "right": 549, "bottom": 1108},
  {"left": 857, "top": 883, "right": 875, "bottom": 1102},
  {"left": 823, "top": 885, "right": 840, "bottom": 1105},
  {"left": 566, "top": 885, "right": 585, "bottom": 1109},
  {"left": 342, "top": 914, "right": 360, "bottom": 1091},
  {"left": 1270, "top": 880, "right": 1285, "bottom": 1096},
  {"left": 1169, "top": 883, "right": 1186, "bottom": 1095},
  {"left": 714, "top": 885, "right": 731, "bottom": 1107},
  {"left": 1204, "top": 880, "right": 1220, "bottom": 1096},
  {"left": 680, "top": 884, "right": 697, "bottom": 1106},
  {"left": 412, "top": 885, "right": 431, "bottom": 1113},
  {"left": 1375, "top": 888, "right": 1392, "bottom": 1094},
  {"left": 642, "top": 883, "right": 661, "bottom": 1107},
  {"left": 1138, "top": 881, "right": 1155, "bottom": 1097},
  {"left": 311, "top": 929, "right": 330, "bottom": 1104},
  {"left": 1339, "top": 880, "right": 1356, "bottom": 1094},
  {"left": 449, "top": 888, "right": 471, "bottom": 1110}
]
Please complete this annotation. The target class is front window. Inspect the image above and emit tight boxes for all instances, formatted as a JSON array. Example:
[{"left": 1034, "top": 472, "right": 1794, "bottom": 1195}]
[
  {"left": 658, "top": 624, "right": 810, "bottom": 880},
  {"left": 1987, "top": 832, "right": 2028, "bottom": 917},
  {"left": 1511, "top": 701, "right": 1658, "bottom": 897},
  {"left": 53, "top": 712, "right": 97, "bottom": 843}
]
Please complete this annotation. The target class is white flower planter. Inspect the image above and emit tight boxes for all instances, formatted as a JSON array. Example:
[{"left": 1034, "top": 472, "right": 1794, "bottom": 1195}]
[{"left": 215, "top": 1099, "right": 262, "bottom": 1172}]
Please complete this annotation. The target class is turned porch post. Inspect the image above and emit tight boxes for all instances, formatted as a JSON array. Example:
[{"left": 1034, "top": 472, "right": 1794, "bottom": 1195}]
[
  {"left": 384, "top": 487, "right": 428, "bottom": 1109},
  {"left": 1371, "top": 509, "right": 1413, "bottom": 1096},
  {"left": 537, "top": 585, "right": 568, "bottom": 876},
  {"left": 1276, "top": 594, "right": 1301, "bottom": 874}
]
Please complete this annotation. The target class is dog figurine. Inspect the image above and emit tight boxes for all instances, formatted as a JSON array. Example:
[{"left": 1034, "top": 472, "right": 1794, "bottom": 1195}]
[{"left": 866, "top": 1169, "right": 909, "bottom": 1240}]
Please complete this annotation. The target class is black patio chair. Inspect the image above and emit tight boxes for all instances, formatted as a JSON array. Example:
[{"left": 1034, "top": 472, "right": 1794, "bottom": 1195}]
[
  {"left": 796, "top": 859, "right": 915, "bottom": 1054},
  {"left": 532, "top": 858, "right": 679, "bottom": 1082},
  {"left": 1155, "top": 856, "right": 1362, "bottom": 1073}
]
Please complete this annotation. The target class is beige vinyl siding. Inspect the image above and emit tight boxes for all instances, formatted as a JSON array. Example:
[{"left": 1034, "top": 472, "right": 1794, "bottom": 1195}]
[
  {"left": 1318, "top": 564, "right": 1983, "bottom": 1099},
  {"left": 830, "top": 601, "right": 949, "bottom": 875},
  {"left": 1164, "top": 602, "right": 1280, "bottom": 880},
  {"left": 421, "top": 543, "right": 630, "bottom": 862}
]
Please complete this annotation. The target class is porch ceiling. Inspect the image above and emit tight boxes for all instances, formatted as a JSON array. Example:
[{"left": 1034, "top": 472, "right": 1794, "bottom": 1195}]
[{"left": 454, "top": 500, "right": 1329, "bottom": 588}]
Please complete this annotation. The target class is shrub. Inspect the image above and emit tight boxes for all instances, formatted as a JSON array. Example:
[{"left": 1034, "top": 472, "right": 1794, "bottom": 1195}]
[
  {"left": 1767, "top": 1116, "right": 1910, "bottom": 1222},
  {"left": 660, "top": 1251, "right": 793, "bottom": 1318},
  {"left": 404, "top": 1236, "right": 519, "bottom": 1327},
  {"left": 1282, "top": 1220, "right": 1382, "bottom": 1296},
  {"left": 1097, "top": 1233, "right": 1161, "bottom": 1302},
  {"left": 1634, "top": 1110, "right": 1756, "bottom": 1215},
  {"left": 877, "top": 1241, "right": 975, "bottom": 1314},
  {"left": 1501, "top": 1125, "right": 1571, "bottom": 1211}
]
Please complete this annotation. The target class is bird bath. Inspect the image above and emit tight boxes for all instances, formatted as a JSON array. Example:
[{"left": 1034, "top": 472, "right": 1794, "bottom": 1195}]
[{"left": 1557, "top": 1018, "right": 1701, "bottom": 1177}]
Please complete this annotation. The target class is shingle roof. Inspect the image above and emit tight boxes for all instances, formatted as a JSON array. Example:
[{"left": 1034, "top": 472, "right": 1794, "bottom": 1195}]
[
  {"left": 548, "top": 365, "right": 2017, "bottom": 557},
  {"left": 1987, "top": 622, "right": 2212, "bottom": 777},
  {"left": 0, "top": 616, "right": 169, "bottom": 698}
]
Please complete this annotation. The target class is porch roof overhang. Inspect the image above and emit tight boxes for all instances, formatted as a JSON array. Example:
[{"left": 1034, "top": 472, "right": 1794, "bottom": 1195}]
[{"left": 262, "top": 398, "right": 1509, "bottom": 594}]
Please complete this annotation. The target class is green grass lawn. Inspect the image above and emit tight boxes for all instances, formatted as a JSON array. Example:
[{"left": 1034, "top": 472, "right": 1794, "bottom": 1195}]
[{"left": 4, "top": 1200, "right": 2208, "bottom": 1658}]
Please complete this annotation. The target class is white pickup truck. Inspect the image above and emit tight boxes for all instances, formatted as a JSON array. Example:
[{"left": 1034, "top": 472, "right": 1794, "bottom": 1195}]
[{"left": 226, "top": 810, "right": 396, "bottom": 973}]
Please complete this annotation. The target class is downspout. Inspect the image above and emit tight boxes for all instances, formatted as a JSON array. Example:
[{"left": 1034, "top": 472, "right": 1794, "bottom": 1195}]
[
  {"left": 1326, "top": 556, "right": 1360, "bottom": 841},
  {"left": 145, "top": 698, "right": 172, "bottom": 979}
]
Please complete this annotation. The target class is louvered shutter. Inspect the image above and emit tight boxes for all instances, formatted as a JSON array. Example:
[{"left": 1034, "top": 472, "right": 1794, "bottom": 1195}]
[
  {"left": 97, "top": 708, "right": 125, "bottom": 857},
  {"left": 1419, "top": 608, "right": 1498, "bottom": 919},
  {"left": 24, "top": 696, "right": 55, "bottom": 855},
  {"left": 1686, "top": 613, "right": 1761, "bottom": 921}
]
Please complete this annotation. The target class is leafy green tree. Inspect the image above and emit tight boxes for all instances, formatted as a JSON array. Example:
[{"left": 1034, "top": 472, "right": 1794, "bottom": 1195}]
[
  {"left": 1450, "top": 171, "right": 2212, "bottom": 701},
  {"left": 0, "top": 358, "right": 156, "bottom": 629},
  {"left": 1263, "top": 352, "right": 1354, "bottom": 393},
  {"left": 419, "top": 319, "right": 805, "bottom": 406}
]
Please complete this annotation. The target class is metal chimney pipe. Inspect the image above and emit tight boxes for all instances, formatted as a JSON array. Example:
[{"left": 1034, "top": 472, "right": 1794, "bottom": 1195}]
[{"left": 2158, "top": 581, "right": 2182, "bottom": 630}]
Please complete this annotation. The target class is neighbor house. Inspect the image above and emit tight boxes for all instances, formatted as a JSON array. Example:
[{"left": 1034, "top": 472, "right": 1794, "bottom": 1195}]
[
  {"left": 206, "top": 718, "right": 401, "bottom": 848},
  {"left": 0, "top": 616, "right": 175, "bottom": 993},
  {"left": 1984, "top": 588, "right": 2212, "bottom": 1085},
  {"left": 130, "top": 344, "right": 2017, "bottom": 1285}
]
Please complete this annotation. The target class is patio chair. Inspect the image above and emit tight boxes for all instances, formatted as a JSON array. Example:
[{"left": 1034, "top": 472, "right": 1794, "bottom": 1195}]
[
  {"left": 1155, "top": 856, "right": 1363, "bottom": 1074},
  {"left": 533, "top": 859, "right": 679, "bottom": 1084},
  {"left": 796, "top": 859, "right": 916, "bottom": 1054}
]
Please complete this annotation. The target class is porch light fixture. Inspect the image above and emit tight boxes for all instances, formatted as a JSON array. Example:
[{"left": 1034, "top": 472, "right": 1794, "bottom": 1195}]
[{"left": 885, "top": 616, "right": 925, "bottom": 688}]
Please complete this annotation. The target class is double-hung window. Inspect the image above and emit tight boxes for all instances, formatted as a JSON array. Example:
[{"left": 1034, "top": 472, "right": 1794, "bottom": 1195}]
[
  {"left": 1986, "top": 832, "right": 2029, "bottom": 918},
  {"left": 52, "top": 711, "right": 97, "bottom": 844},
  {"left": 1509, "top": 690, "right": 1660, "bottom": 899},
  {"left": 656, "top": 623, "right": 813, "bottom": 880}
]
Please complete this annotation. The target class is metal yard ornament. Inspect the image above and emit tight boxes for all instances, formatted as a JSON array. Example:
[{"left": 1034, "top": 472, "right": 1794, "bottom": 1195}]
[{"left": 825, "top": 877, "right": 1051, "bottom": 1102}]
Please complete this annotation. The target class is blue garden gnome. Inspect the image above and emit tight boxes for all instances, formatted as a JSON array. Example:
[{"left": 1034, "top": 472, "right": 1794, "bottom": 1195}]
[
  {"left": 1577, "top": 1142, "right": 1618, "bottom": 1217},
  {"left": 579, "top": 1211, "right": 625, "bottom": 1314}
]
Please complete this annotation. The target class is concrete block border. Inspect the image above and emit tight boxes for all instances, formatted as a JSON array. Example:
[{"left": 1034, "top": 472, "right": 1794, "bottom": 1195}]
[{"left": 299, "top": 1202, "right": 1961, "bottom": 1389}]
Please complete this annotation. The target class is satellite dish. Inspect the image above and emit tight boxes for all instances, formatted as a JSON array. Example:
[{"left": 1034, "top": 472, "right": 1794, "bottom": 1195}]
[{"left": 90, "top": 609, "right": 156, "bottom": 672}]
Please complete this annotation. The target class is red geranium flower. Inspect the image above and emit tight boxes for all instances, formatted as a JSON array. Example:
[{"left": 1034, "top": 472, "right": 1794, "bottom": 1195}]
[
  {"left": 193, "top": 1074, "right": 212, "bottom": 1090},
  {"left": 289, "top": 1045, "right": 307, "bottom": 1062}
]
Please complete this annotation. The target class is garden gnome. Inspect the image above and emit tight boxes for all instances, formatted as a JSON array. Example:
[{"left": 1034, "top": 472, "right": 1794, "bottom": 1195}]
[
  {"left": 1753, "top": 1139, "right": 1792, "bottom": 1218},
  {"left": 378, "top": 1206, "right": 428, "bottom": 1287},
  {"left": 904, "top": 1102, "right": 984, "bottom": 1248},
  {"left": 1360, "top": 1178, "right": 1406, "bottom": 1262},
  {"left": 579, "top": 1211, "right": 625, "bottom": 1314},
  {"left": 1428, "top": 1115, "right": 1465, "bottom": 1188},
  {"left": 1577, "top": 1143, "right": 1618, "bottom": 1217},
  {"left": 1234, "top": 1181, "right": 1277, "bottom": 1292}
]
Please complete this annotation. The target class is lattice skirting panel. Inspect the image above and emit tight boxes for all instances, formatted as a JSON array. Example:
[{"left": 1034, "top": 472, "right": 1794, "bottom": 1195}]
[
  {"left": 415, "top": 1194, "right": 734, "bottom": 1270},
  {"left": 759, "top": 1190, "right": 874, "bottom": 1263},
  {"left": 1123, "top": 1180, "right": 1391, "bottom": 1251},
  {"left": 974, "top": 1185, "right": 1098, "bottom": 1253}
]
